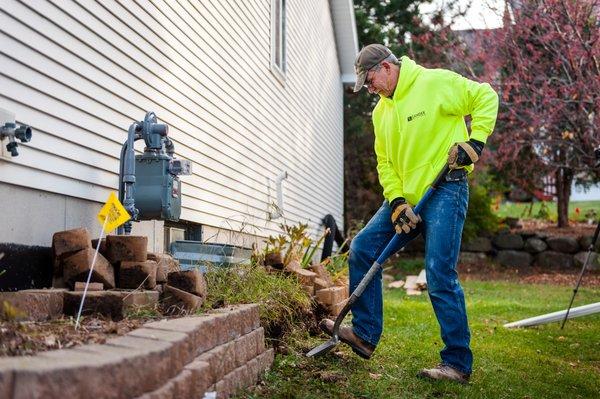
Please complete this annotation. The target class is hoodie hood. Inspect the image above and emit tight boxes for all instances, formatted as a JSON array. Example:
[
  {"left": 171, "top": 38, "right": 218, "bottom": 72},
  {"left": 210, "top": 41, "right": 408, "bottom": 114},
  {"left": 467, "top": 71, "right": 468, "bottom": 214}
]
[{"left": 392, "top": 56, "right": 423, "bottom": 100}]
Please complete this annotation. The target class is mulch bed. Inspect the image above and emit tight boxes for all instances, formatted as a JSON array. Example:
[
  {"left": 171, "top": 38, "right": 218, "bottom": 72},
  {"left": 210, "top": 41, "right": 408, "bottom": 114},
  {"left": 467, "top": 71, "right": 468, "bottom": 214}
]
[
  {"left": 0, "top": 315, "right": 161, "bottom": 357},
  {"left": 518, "top": 220, "right": 597, "bottom": 237},
  {"left": 459, "top": 262, "right": 600, "bottom": 287}
]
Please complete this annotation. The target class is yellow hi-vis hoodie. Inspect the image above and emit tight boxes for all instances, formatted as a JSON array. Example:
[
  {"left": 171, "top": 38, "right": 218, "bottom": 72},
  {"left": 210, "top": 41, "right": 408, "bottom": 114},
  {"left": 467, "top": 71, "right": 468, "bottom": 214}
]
[{"left": 373, "top": 56, "right": 499, "bottom": 205}]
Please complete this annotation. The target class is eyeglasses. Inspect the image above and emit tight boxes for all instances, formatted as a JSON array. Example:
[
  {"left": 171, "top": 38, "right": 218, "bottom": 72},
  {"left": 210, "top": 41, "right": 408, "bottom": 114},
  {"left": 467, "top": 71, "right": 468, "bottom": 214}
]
[{"left": 364, "top": 65, "right": 381, "bottom": 88}]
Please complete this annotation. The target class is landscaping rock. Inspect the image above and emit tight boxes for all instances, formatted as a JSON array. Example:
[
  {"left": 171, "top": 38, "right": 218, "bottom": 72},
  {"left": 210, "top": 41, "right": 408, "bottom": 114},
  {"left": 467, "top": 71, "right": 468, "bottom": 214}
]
[
  {"left": 293, "top": 269, "right": 317, "bottom": 286},
  {"left": 315, "top": 286, "right": 347, "bottom": 306},
  {"left": 492, "top": 233, "right": 524, "bottom": 250},
  {"left": 535, "top": 251, "right": 575, "bottom": 269},
  {"left": 63, "top": 291, "right": 124, "bottom": 320},
  {"left": 284, "top": 259, "right": 302, "bottom": 273},
  {"left": 309, "top": 263, "right": 334, "bottom": 287},
  {"left": 167, "top": 270, "right": 207, "bottom": 298},
  {"left": 578, "top": 235, "right": 600, "bottom": 252},
  {"left": 524, "top": 237, "right": 548, "bottom": 253},
  {"left": 119, "top": 260, "right": 157, "bottom": 289},
  {"left": 546, "top": 237, "right": 579, "bottom": 254},
  {"left": 495, "top": 250, "right": 533, "bottom": 268},
  {"left": 519, "top": 231, "right": 539, "bottom": 240},
  {"left": 388, "top": 280, "right": 405, "bottom": 289},
  {"left": 147, "top": 253, "right": 178, "bottom": 283},
  {"left": 74, "top": 282, "right": 103, "bottom": 291},
  {"left": 52, "top": 228, "right": 91, "bottom": 276},
  {"left": 162, "top": 285, "right": 202, "bottom": 314},
  {"left": 459, "top": 251, "right": 488, "bottom": 264},
  {"left": 105, "top": 235, "right": 148, "bottom": 263},
  {"left": 461, "top": 237, "right": 492, "bottom": 253},
  {"left": 111, "top": 290, "right": 160, "bottom": 309},
  {"left": 52, "top": 228, "right": 91, "bottom": 259},
  {"left": 314, "top": 278, "right": 329, "bottom": 291},
  {"left": 91, "top": 238, "right": 107, "bottom": 257},
  {"left": 62, "top": 248, "right": 115, "bottom": 289},
  {"left": 0, "top": 289, "right": 65, "bottom": 321},
  {"left": 574, "top": 251, "right": 600, "bottom": 271}
]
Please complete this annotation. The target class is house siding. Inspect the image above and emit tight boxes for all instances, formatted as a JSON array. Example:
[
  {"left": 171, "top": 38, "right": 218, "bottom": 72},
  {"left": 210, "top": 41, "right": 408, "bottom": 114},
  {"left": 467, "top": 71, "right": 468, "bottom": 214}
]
[{"left": 0, "top": 0, "right": 345, "bottom": 247}]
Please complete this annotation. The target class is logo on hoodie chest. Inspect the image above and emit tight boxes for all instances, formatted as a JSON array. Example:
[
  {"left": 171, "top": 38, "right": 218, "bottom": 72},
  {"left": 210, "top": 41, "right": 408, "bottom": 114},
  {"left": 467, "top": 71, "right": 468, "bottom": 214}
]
[{"left": 407, "top": 111, "right": 425, "bottom": 122}]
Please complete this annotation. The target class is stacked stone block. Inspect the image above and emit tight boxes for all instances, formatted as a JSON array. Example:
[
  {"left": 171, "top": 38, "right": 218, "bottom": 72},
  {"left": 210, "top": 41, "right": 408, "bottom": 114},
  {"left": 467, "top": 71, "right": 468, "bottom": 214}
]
[{"left": 455, "top": 231, "right": 600, "bottom": 270}]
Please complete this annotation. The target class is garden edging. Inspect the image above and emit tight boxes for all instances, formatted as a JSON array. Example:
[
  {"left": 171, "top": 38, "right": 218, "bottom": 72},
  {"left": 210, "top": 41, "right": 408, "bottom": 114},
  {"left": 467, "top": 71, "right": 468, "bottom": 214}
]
[{"left": 0, "top": 304, "right": 273, "bottom": 399}]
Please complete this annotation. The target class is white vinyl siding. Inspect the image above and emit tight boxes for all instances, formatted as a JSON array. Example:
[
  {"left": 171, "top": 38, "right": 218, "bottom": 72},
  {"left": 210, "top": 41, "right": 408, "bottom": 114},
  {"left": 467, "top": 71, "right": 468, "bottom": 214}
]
[{"left": 0, "top": 0, "right": 344, "bottom": 241}]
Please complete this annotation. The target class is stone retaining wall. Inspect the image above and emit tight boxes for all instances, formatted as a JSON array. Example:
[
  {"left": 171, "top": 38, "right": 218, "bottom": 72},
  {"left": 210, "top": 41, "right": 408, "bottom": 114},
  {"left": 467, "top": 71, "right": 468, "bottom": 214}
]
[
  {"left": 0, "top": 304, "right": 273, "bottom": 399},
  {"left": 404, "top": 231, "right": 600, "bottom": 270}
]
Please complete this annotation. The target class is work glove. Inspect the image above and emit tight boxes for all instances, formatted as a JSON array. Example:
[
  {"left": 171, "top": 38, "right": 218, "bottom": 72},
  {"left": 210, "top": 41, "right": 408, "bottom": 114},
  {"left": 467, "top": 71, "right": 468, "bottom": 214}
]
[
  {"left": 447, "top": 139, "right": 485, "bottom": 169},
  {"left": 390, "top": 197, "right": 421, "bottom": 234}
]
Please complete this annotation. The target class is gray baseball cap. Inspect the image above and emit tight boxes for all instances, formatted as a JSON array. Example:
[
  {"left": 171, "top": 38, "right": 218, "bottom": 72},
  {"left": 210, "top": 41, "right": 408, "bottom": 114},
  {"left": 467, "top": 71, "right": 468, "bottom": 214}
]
[{"left": 354, "top": 44, "right": 392, "bottom": 92}]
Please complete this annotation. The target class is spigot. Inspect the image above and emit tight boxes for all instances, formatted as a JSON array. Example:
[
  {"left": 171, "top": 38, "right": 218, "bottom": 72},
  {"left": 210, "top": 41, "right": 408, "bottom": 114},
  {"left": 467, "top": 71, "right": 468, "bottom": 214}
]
[
  {"left": 1, "top": 122, "right": 33, "bottom": 157},
  {"left": 15, "top": 125, "right": 32, "bottom": 142},
  {"left": 6, "top": 141, "right": 18, "bottom": 157}
]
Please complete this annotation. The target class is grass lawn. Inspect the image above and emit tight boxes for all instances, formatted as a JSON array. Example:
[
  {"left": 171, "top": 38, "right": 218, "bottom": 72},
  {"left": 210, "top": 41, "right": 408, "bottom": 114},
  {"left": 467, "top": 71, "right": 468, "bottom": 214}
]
[
  {"left": 495, "top": 200, "right": 600, "bottom": 222},
  {"left": 245, "top": 281, "right": 600, "bottom": 398}
]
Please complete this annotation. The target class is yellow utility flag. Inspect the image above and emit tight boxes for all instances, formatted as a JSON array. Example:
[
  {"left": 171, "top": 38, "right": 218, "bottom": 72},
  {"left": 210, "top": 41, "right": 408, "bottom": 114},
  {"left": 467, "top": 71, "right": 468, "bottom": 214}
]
[{"left": 97, "top": 192, "right": 131, "bottom": 232}]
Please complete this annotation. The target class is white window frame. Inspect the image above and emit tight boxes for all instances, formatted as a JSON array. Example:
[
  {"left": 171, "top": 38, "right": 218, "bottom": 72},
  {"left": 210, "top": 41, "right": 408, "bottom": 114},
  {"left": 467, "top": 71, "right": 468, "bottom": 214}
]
[{"left": 270, "top": 0, "right": 286, "bottom": 83}]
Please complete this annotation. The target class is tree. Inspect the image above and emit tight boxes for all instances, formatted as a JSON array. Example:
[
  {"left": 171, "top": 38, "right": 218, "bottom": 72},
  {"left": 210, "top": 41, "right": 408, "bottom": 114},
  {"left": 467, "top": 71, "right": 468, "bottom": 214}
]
[{"left": 466, "top": 0, "right": 600, "bottom": 227}]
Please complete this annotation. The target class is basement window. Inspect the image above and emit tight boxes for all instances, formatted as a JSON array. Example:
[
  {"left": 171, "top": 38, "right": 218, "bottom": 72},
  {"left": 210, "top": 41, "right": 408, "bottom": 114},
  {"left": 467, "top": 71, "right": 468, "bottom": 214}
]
[{"left": 271, "top": 0, "right": 286, "bottom": 82}]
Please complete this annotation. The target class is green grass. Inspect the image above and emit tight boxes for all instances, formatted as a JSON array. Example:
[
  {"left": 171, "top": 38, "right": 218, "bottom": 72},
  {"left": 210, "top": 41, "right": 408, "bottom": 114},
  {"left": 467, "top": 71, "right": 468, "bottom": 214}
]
[
  {"left": 244, "top": 281, "right": 600, "bottom": 398},
  {"left": 495, "top": 200, "right": 600, "bottom": 222},
  {"left": 202, "top": 264, "right": 311, "bottom": 336}
]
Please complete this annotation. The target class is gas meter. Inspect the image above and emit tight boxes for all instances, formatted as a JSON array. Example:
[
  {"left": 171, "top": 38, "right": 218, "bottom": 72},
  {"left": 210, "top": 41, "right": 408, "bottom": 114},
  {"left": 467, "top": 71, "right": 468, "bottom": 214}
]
[{"left": 118, "top": 112, "right": 192, "bottom": 234}]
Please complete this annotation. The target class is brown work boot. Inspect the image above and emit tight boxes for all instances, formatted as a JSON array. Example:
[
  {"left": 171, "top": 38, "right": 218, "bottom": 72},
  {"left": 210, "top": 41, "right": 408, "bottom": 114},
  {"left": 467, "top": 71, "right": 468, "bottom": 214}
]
[
  {"left": 417, "top": 364, "right": 470, "bottom": 384},
  {"left": 319, "top": 319, "right": 375, "bottom": 359}
]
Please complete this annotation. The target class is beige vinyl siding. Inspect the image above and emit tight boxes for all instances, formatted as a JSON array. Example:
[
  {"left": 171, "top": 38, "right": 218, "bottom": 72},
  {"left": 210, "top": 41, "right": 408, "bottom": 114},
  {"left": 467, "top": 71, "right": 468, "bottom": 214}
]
[{"left": 0, "top": 0, "right": 344, "bottom": 239}]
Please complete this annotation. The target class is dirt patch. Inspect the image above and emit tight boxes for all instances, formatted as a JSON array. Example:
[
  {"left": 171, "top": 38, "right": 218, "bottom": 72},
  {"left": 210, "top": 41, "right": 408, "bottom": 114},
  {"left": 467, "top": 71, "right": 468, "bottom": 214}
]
[{"left": 0, "top": 315, "right": 161, "bottom": 357}]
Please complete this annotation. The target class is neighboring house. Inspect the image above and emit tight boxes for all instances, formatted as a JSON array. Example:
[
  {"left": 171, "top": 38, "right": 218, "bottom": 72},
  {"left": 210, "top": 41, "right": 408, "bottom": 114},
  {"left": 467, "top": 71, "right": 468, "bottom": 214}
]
[{"left": 0, "top": 0, "right": 358, "bottom": 253}]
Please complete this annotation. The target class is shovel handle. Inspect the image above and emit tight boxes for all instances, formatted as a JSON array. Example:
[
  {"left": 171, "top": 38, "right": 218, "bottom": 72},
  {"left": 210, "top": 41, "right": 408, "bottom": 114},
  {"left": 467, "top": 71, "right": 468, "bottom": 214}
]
[{"left": 332, "top": 165, "right": 450, "bottom": 336}]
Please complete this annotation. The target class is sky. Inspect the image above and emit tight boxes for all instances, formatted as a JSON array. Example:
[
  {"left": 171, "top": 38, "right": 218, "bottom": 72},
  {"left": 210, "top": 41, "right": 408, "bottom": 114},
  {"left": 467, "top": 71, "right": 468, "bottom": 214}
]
[{"left": 419, "top": 0, "right": 506, "bottom": 30}]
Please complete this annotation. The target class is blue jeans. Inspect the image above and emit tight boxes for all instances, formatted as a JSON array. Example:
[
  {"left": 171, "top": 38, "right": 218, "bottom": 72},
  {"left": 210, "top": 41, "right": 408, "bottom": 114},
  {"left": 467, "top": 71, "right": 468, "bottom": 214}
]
[{"left": 348, "top": 178, "right": 472, "bottom": 374}]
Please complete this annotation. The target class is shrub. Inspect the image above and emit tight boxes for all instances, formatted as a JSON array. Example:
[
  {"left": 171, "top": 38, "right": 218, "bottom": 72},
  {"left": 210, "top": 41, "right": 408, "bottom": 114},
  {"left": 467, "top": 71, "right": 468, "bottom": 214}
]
[{"left": 463, "top": 182, "right": 499, "bottom": 242}]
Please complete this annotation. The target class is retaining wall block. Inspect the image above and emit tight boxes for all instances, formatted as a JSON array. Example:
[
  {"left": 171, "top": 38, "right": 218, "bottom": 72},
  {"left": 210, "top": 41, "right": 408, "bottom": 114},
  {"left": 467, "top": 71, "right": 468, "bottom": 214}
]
[
  {"left": 119, "top": 260, "right": 157, "bottom": 290},
  {"left": 535, "top": 251, "right": 575, "bottom": 269},
  {"left": 0, "top": 289, "right": 65, "bottom": 321},
  {"left": 63, "top": 291, "right": 124, "bottom": 320},
  {"left": 105, "top": 235, "right": 148, "bottom": 263},
  {"left": 62, "top": 249, "right": 115, "bottom": 289},
  {"left": 546, "top": 236, "right": 580, "bottom": 254}
]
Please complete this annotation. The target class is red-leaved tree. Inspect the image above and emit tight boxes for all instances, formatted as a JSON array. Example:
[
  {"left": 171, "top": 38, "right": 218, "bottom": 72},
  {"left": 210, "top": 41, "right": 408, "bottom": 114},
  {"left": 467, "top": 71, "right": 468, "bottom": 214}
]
[{"left": 451, "top": 0, "right": 600, "bottom": 227}]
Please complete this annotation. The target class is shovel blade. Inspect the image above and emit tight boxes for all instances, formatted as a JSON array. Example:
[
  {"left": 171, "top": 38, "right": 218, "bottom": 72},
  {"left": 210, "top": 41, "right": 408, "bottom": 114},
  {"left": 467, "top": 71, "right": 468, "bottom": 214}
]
[{"left": 306, "top": 336, "right": 339, "bottom": 357}]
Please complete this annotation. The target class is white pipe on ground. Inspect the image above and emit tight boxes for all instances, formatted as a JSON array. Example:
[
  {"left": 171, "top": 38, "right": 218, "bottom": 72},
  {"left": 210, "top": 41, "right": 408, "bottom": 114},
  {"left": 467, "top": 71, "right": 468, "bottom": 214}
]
[{"left": 504, "top": 302, "right": 600, "bottom": 328}]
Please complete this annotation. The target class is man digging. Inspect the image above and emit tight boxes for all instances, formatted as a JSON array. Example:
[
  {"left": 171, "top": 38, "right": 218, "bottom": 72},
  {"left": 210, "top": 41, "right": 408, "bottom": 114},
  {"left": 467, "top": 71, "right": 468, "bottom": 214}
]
[{"left": 320, "top": 44, "right": 498, "bottom": 384}]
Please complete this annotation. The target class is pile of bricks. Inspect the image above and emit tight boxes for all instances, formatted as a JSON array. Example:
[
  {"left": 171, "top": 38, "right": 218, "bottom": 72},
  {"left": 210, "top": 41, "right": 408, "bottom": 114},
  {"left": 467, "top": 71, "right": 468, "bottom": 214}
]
[
  {"left": 387, "top": 269, "right": 427, "bottom": 296},
  {"left": 283, "top": 260, "right": 349, "bottom": 316},
  {"left": 0, "top": 304, "right": 273, "bottom": 399},
  {"left": 0, "top": 228, "right": 208, "bottom": 321}
]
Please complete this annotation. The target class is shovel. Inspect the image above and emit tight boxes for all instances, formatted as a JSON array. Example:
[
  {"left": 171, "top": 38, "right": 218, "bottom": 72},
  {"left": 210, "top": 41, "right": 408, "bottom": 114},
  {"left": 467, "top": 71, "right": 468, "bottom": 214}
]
[{"left": 306, "top": 165, "right": 450, "bottom": 357}]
